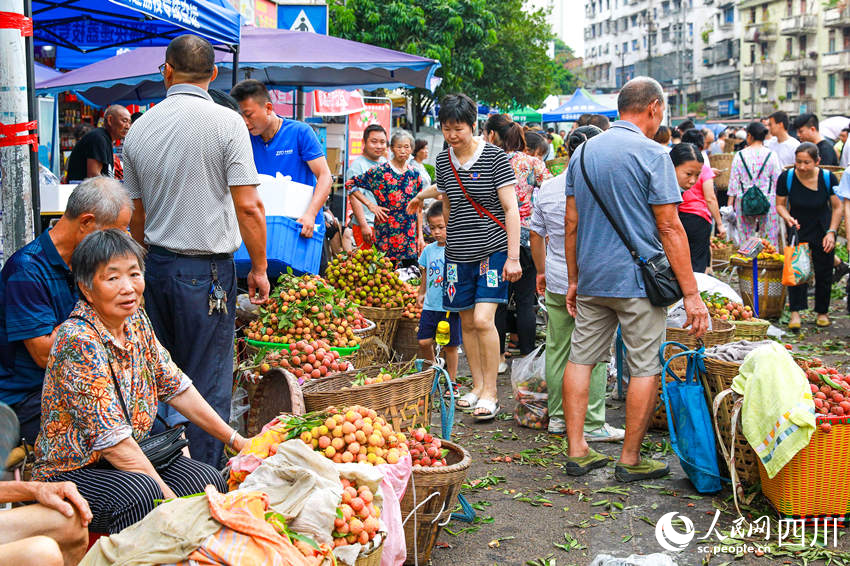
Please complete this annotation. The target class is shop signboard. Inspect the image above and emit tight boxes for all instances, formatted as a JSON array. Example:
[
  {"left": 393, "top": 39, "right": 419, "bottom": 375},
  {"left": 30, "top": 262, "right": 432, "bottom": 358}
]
[{"left": 313, "top": 90, "right": 365, "bottom": 116}]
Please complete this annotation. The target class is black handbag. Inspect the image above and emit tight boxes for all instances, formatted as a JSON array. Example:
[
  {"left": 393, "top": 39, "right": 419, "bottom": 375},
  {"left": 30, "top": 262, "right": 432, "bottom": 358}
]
[
  {"left": 578, "top": 145, "right": 683, "bottom": 307},
  {"left": 70, "top": 316, "right": 189, "bottom": 471}
]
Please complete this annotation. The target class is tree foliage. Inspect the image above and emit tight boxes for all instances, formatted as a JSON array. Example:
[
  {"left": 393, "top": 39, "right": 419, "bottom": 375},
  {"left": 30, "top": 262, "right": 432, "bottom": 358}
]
[{"left": 328, "top": 0, "right": 563, "bottom": 110}]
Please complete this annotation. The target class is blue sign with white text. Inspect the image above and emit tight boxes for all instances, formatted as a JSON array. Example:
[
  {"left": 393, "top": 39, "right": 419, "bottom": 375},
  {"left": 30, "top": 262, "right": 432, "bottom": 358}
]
[{"left": 278, "top": 5, "right": 328, "bottom": 34}]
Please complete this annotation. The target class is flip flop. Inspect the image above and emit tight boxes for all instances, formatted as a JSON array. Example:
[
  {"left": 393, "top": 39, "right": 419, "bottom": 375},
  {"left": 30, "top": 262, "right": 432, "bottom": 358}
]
[
  {"left": 473, "top": 398, "right": 500, "bottom": 422},
  {"left": 455, "top": 392, "right": 479, "bottom": 412},
  {"left": 443, "top": 383, "right": 460, "bottom": 400}
]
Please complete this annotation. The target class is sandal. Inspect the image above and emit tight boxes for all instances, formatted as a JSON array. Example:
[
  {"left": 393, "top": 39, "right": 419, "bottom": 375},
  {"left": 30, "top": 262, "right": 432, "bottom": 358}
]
[
  {"left": 455, "top": 392, "right": 479, "bottom": 412},
  {"left": 443, "top": 383, "right": 460, "bottom": 400},
  {"left": 472, "top": 398, "right": 500, "bottom": 421}
]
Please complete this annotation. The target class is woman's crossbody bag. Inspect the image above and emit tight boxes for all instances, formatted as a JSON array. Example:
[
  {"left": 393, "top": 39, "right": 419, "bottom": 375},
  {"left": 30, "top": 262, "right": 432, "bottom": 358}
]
[
  {"left": 448, "top": 158, "right": 507, "bottom": 231},
  {"left": 578, "top": 145, "right": 683, "bottom": 307},
  {"left": 70, "top": 316, "right": 188, "bottom": 471}
]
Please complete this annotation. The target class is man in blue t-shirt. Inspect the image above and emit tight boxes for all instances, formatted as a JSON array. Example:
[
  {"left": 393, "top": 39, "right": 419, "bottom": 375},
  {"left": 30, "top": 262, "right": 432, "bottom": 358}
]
[
  {"left": 231, "top": 80, "right": 332, "bottom": 238},
  {"left": 0, "top": 177, "right": 132, "bottom": 444}
]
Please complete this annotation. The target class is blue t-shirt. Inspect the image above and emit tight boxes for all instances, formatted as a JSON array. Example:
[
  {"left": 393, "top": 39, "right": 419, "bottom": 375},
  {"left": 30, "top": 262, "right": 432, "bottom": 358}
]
[
  {"left": 250, "top": 117, "right": 325, "bottom": 186},
  {"left": 0, "top": 229, "right": 78, "bottom": 405},
  {"left": 564, "top": 120, "right": 682, "bottom": 298},
  {"left": 418, "top": 242, "right": 446, "bottom": 311}
]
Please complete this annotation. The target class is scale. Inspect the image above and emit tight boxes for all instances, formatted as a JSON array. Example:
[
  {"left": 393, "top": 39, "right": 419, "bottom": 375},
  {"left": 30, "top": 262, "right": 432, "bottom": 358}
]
[{"left": 737, "top": 237, "right": 765, "bottom": 318}]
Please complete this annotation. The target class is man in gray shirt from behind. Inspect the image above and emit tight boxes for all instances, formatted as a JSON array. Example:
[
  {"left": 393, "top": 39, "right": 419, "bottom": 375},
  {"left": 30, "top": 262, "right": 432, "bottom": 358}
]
[{"left": 561, "top": 77, "right": 709, "bottom": 482}]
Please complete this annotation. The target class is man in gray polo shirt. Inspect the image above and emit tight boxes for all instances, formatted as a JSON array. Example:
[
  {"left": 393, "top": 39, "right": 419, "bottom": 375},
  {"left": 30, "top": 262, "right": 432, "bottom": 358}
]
[
  {"left": 125, "top": 35, "right": 269, "bottom": 467},
  {"left": 562, "top": 77, "right": 708, "bottom": 482}
]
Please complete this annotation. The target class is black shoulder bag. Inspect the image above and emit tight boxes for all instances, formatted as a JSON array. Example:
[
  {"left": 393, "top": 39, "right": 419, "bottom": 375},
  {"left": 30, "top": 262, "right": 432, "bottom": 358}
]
[
  {"left": 578, "top": 145, "right": 683, "bottom": 307},
  {"left": 70, "top": 316, "right": 188, "bottom": 471}
]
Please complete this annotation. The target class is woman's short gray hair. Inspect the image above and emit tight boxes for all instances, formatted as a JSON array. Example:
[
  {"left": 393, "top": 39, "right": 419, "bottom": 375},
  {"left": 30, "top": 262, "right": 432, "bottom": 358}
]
[
  {"left": 390, "top": 130, "right": 414, "bottom": 147},
  {"left": 71, "top": 229, "right": 146, "bottom": 291},
  {"left": 65, "top": 177, "right": 133, "bottom": 225}
]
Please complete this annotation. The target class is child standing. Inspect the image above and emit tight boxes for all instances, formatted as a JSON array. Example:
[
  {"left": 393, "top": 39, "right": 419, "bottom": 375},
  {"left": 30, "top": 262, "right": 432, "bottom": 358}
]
[{"left": 417, "top": 202, "right": 461, "bottom": 382}]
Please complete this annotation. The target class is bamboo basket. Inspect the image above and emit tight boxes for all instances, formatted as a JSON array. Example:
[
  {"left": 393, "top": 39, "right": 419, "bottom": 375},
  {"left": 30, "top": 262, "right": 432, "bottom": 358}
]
[
  {"left": 650, "top": 319, "right": 736, "bottom": 430},
  {"left": 245, "top": 368, "right": 306, "bottom": 436},
  {"left": 731, "top": 318, "right": 770, "bottom": 340},
  {"left": 732, "top": 256, "right": 786, "bottom": 319},
  {"left": 356, "top": 306, "right": 402, "bottom": 364},
  {"left": 703, "top": 357, "right": 761, "bottom": 486},
  {"left": 393, "top": 318, "right": 420, "bottom": 361},
  {"left": 400, "top": 441, "right": 471, "bottom": 564},
  {"left": 355, "top": 539, "right": 384, "bottom": 566},
  {"left": 710, "top": 245, "right": 735, "bottom": 271},
  {"left": 354, "top": 336, "right": 391, "bottom": 369},
  {"left": 709, "top": 153, "right": 734, "bottom": 189},
  {"left": 353, "top": 318, "right": 377, "bottom": 339},
  {"left": 300, "top": 362, "right": 434, "bottom": 432}
]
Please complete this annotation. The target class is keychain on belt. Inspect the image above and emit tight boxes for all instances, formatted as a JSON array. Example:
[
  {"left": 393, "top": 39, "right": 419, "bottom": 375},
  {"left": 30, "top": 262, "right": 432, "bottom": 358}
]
[{"left": 208, "top": 262, "right": 227, "bottom": 315}]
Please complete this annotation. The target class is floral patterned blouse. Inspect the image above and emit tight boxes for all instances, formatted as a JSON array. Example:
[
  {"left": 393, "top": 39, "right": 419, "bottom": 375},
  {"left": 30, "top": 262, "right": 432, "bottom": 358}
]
[
  {"left": 33, "top": 301, "right": 191, "bottom": 480},
  {"left": 728, "top": 146, "right": 783, "bottom": 249},
  {"left": 346, "top": 161, "right": 422, "bottom": 261},
  {"left": 507, "top": 152, "right": 551, "bottom": 228}
]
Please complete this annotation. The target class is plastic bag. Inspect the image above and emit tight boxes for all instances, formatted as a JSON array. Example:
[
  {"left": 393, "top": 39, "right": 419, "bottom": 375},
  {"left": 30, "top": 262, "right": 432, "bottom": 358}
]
[
  {"left": 720, "top": 205, "right": 739, "bottom": 246},
  {"left": 782, "top": 233, "right": 813, "bottom": 287},
  {"left": 511, "top": 345, "right": 548, "bottom": 429},
  {"left": 590, "top": 554, "right": 678, "bottom": 566},
  {"left": 229, "top": 386, "right": 249, "bottom": 432}
]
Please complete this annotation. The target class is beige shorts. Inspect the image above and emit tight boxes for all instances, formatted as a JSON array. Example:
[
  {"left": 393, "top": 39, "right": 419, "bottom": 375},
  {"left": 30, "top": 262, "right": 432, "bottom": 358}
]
[{"left": 569, "top": 295, "right": 667, "bottom": 377}]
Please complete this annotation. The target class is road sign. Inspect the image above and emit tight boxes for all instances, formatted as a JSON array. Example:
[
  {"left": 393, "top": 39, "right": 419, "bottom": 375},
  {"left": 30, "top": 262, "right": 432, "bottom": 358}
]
[{"left": 277, "top": 4, "right": 328, "bottom": 34}]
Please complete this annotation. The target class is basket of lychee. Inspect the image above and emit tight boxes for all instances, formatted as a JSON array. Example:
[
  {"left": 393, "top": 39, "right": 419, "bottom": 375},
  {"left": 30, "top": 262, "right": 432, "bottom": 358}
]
[{"left": 243, "top": 339, "right": 354, "bottom": 385}]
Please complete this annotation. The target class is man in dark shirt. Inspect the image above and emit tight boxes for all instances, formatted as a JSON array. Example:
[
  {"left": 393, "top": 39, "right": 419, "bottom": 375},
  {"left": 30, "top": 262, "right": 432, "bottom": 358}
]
[
  {"left": 0, "top": 177, "right": 133, "bottom": 444},
  {"left": 793, "top": 113, "right": 839, "bottom": 166},
  {"left": 65, "top": 105, "right": 131, "bottom": 181}
]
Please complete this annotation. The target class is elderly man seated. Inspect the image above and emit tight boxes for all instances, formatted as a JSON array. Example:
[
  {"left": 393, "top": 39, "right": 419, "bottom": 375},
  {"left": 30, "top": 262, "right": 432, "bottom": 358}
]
[
  {"left": 32, "top": 229, "right": 253, "bottom": 534},
  {"left": 0, "top": 177, "right": 133, "bottom": 445}
]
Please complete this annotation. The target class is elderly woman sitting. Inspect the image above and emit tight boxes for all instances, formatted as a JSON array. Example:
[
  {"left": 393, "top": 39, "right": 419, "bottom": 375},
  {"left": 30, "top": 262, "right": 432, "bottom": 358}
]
[{"left": 32, "top": 229, "right": 249, "bottom": 534}]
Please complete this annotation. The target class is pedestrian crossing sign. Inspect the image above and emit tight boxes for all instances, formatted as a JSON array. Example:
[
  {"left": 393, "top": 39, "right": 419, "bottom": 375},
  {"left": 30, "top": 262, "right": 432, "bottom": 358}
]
[{"left": 277, "top": 4, "right": 328, "bottom": 35}]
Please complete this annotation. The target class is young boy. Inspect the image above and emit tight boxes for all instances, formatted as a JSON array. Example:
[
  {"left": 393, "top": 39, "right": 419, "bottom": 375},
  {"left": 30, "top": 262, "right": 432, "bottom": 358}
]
[{"left": 417, "top": 201, "right": 461, "bottom": 382}]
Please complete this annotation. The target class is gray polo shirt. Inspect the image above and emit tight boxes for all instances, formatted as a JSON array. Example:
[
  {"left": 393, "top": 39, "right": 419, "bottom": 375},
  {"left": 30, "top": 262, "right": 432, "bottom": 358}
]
[
  {"left": 123, "top": 84, "right": 259, "bottom": 255},
  {"left": 564, "top": 120, "right": 681, "bottom": 298},
  {"left": 530, "top": 172, "right": 569, "bottom": 295}
]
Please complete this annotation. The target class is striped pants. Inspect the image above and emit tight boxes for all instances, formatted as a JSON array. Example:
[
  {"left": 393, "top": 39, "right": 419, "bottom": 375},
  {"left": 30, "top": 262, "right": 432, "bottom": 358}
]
[{"left": 47, "top": 456, "right": 226, "bottom": 533}]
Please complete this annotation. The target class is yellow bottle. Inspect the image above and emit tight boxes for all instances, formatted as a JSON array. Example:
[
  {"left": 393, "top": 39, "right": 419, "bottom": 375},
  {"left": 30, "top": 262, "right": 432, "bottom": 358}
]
[{"left": 435, "top": 320, "right": 451, "bottom": 346}]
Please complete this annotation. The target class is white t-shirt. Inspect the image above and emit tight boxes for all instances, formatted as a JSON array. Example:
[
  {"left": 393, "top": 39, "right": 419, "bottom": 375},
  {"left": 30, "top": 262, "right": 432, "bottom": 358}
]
[{"left": 765, "top": 137, "right": 801, "bottom": 167}]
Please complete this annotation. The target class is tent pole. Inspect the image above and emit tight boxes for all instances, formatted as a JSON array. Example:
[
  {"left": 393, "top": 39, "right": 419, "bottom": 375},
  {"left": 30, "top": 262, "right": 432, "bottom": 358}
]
[
  {"left": 25, "top": 0, "right": 40, "bottom": 235},
  {"left": 231, "top": 44, "right": 240, "bottom": 89}
]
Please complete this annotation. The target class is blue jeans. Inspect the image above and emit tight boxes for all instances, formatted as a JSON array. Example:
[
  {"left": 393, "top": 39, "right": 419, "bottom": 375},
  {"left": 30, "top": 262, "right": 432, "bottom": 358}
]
[{"left": 144, "top": 247, "right": 236, "bottom": 468}]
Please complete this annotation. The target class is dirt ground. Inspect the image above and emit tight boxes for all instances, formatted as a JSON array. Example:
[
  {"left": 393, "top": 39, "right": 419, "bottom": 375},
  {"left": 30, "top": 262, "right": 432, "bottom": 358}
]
[{"left": 419, "top": 296, "right": 850, "bottom": 566}]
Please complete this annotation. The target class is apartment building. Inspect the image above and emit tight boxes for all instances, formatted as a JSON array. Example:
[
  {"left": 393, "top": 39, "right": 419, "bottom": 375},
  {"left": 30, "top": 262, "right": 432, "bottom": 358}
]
[
  {"left": 821, "top": 5, "right": 850, "bottom": 117},
  {"left": 582, "top": 0, "right": 713, "bottom": 114},
  {"left": 699, "top": 1, "right": 742, "bottom": 119}
]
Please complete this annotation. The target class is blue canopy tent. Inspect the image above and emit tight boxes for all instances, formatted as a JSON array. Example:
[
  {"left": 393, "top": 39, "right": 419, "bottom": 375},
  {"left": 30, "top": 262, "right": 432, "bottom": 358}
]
[
  {"left": 23, "top": 0, "right": 242, "bottom": 231},
  {"left": 541, "top": 89, "right": 618, "bottom": 123}
]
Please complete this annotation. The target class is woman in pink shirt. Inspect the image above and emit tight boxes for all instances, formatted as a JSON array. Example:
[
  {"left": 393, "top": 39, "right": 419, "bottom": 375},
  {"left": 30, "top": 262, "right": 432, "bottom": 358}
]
[{"left": 673, "top": 138, "right": 726, "bottom": 272}]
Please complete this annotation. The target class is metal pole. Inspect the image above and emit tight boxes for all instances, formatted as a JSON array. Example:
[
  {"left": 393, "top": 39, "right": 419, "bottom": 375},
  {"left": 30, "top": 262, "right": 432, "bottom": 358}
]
[
  {"left": 231, "top": 44, "right": 240, "bottom": 89},
  {"left": 0, "top": 0, "right": 36, "bottom": 266},
  {"left": 24, "top": 0, "right": 39, "bottom": 235}
]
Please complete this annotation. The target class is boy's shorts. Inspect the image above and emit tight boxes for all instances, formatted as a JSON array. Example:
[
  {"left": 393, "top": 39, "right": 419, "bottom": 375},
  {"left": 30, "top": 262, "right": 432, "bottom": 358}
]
[
  {"left": 417, "top": 310, "right": 462, "bottom": 347},
  {"left": 442, "top": 251, "right": 509, "bottom": 312}
]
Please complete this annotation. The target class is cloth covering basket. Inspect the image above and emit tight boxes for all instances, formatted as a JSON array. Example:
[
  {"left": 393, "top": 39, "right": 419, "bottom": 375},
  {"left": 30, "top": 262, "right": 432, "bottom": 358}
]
[
  {"left": 400, "top": 440, "right": 471, "bottom": 564},
  {"left": 759, "top": 415, "right": 850, "bottom": 524},
  {"left": 703, "top": 357, "right": 761, "bottom": 485},
  {"left": 732, "top": 256, "right": 786, "bottom": 319},
  {"left": 650, "top": 319, "right": 736, "bottom": 430},
  {"left": 392, "top": 318, "right": 420, "bottom": 361},
  {"left": 300, "top": 363, "right": 433, "bottom": 432}
]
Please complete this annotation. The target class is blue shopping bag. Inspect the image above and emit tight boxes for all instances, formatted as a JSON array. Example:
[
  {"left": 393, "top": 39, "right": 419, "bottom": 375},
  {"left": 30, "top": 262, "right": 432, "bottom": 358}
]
[{"left": 659, "top": 342, "right": 726, "bottom": 493}]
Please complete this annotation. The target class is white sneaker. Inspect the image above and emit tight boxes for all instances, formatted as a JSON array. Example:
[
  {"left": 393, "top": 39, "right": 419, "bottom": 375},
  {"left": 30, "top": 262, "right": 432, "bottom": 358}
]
[
  {"left": 584, "top": 423, "right": 625, "bottom": 442},
  {"left": 548, "top": 417, "right": 565, "bottom": 434},
  {"left": 498, "top": 361, "right": 508, "bottom": 374}
]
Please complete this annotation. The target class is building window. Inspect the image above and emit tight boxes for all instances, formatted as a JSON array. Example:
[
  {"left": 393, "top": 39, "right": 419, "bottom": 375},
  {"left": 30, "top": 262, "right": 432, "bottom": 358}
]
[
  {"left": 750, "top": 45, "right": 756, "bottom": 64},
  {"left": 799, "top": 35, "right": 807, "bottom": 54},
  {"left": 662, "top": 26, "right": 670, "bottom": 42},
  {"left": 844, "top": 76, "right": 850, "bottom": 97},
  {"left": 631, "top": 14, "right": 637, "bottom": 26},
  {"left": 750, "top": 7, "right": 756, "bottom": 25},
  {"left": 786, "top": 38, "right": 793, "bottom": 57},
  {"left": 829, "top": 73, "right": 837, "bottom": 97},
  {"left": 800, "top": 0, "right": 806, "bottom": 14},
  {"left": 688, "top": 22, "right": 693, "bottom": 40},
  {"left": 632, "top": 39, "right": 639, "bottom": 50},
  {"left": 785, "top": 0, "right": 792, "bottom": 17},
  {"left": 623, "top": 17, "right": 628, "bottom": 31},
  {"left": 623, "top": 41, "right": 628, "bottom": 53},
  {"left": 723, "top": 6, "right": 734, "bottom": 24},
  {"left": 829, "top": 30, "right": 836, "bottom": 53},
  {"left": 800, "top": 78, "right": 807, "bottom": 96},
  {"left": 643, "top": 36, "right": 647, "bottom": 48}
]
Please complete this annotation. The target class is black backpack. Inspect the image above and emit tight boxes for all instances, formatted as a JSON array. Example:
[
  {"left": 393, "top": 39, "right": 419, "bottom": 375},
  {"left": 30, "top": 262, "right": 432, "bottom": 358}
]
[{"left": 739, "top": 153, "right": 773, "bottom": 217}]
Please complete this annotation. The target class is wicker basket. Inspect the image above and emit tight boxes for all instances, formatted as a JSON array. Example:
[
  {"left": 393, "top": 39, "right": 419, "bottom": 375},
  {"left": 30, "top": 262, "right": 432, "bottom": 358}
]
[
  {"left": 354, "top": 336, "right": 392, "bottom": 369},
  {"left": 393, "top": 318, "right": 420, "bottom": 361},
  {"left": 356, "top": 306, "right": 402, "bottom": 364},
  {"left": 759, "top": 415, "right": 850, "bottom": 523},
  {"left": 355, "top": 539, "right": 384, "bottom": 566},
  {"left": 709, "top": 153, "right": 734, "bottom": 189},
  {"left": 732, "top": 256, "right": 787, "bottom": 319},
  {"left": 400, "top": 440, "right": 471, "bottom": 564},
  {"left": 731, "top": 318, "right": 770, "bottom": 340},
  {"left": 353, "top": 318, "right": 377, "bottom": 339},
  {"left": 650, "top": 319, "right": 736, "bottom": 430},
  {"left": 300, "top": 362, "right": 433, "bottom": 432},
  {"left": 703, "top": 357, "right": 761, "bottom": 486},
  {"left": 710, "top": 245, "right": 735, "bottom": 271},
  {"left": 245, "top": 368, "right": 306, "bottom": 436}
]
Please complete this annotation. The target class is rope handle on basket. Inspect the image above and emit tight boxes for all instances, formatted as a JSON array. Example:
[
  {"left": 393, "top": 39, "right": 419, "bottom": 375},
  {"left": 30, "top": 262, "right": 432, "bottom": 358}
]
[{"left": 713, "top": 388, "right": 746, "bottom": 519}]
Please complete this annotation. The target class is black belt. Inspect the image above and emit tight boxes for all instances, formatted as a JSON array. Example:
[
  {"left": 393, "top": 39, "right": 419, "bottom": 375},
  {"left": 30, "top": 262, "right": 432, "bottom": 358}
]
[{"left": 149, "top": 245, "right": 233, "bottom": 260}]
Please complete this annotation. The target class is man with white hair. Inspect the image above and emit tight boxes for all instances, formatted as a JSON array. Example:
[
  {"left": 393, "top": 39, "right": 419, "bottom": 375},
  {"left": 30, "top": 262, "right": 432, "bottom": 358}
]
[
  {"left": 0, "top": 177, "right": 133, "bottom": 443},
  {"left": 65, "top": 105, "right": 131, "bottom": 180}
]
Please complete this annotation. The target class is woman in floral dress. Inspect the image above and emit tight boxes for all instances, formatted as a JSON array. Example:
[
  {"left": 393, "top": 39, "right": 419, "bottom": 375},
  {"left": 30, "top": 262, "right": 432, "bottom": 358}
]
[
  {"left": 347, "top": 130, "right": 424, "bottom": 265},
  {"left": 727, "top": 121, "right": 784, "bottom": 248}
]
